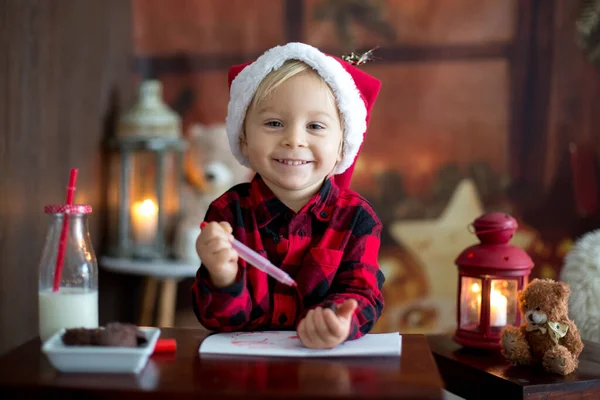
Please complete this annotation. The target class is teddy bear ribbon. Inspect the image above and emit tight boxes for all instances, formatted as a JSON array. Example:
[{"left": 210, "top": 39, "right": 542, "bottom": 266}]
[{"left": 526, "top": 321, "right": 569, "bottom": 344}]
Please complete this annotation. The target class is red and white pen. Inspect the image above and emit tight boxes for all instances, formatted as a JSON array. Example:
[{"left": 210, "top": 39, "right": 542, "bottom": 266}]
[{"left": 200, "top": 222, "right": 297, "bottom": 287}]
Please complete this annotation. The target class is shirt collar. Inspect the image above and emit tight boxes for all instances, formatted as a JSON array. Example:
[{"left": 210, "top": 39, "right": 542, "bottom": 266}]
[{"left": 251, "top": 174, "right": 339, "bottom": 228}]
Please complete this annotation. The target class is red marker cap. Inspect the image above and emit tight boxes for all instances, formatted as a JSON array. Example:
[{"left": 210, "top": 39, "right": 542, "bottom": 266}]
[{"left": 154, "top": 339, "right": 177, "bottom": 354}]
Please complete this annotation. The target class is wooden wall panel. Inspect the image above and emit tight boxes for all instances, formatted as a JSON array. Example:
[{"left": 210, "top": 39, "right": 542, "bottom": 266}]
[
  {"left": 0, "top": 0, "right": 134, "bottom": 355},
  {"left": 304, "top": 0, "right": 516, "bottom": 49},
  {"left": 544, "top": 0, "right": 600, "bottom": 188},
  {"left": 159, "top": 71, "right": 230, "bottom": 129},
  {"left": 132, "top": 0, "right": 285, "bottom": 55},
  {"left": 354, "top": 60, "right": 509, "bottom": 194}
]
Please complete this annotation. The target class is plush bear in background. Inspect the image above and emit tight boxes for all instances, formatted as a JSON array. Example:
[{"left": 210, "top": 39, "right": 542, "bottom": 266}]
[
  {"left": 173, "top": 123, "right": 252, "bottom": 263},
  {"left": 500, "top": 279, "right": 584, "bottom": 375}
]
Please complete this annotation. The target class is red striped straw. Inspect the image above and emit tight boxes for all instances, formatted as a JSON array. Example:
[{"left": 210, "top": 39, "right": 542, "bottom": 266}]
[{"left": 53, "top": 168, "right": 79, "bottom": 292}]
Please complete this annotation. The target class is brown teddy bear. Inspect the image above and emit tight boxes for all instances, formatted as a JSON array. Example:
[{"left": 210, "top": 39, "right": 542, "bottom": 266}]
[
  {"left": 173, "top": 123, "right": 252, "bottom": 263},
  {"left": 500, "top": 278, "right": 584, "bottom": 375}
]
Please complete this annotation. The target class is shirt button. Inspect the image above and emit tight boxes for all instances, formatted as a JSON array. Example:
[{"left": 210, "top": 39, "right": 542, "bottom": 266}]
[
  {"left": 278, "top": 313, "right": 288, "bottom": 324},
  {"left": 320, "top": 211, "right": 328, "bottom": 218}
]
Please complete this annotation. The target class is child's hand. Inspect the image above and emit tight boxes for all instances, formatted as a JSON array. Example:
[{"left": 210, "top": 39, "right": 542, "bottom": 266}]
[
  {"left": 196, "top": 221, "right": 239, "bottom": 288},
  {"left": 297, "top": 299, "right": 358, "bottom": 349}
]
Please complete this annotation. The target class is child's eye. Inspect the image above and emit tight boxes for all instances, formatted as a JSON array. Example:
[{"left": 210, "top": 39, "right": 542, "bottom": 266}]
[
  {"left": 308, "top": 123, "right": 325, "bottom": 130},
  {"left": 265, "top": 121, "right": 282, "bottom": 127}
]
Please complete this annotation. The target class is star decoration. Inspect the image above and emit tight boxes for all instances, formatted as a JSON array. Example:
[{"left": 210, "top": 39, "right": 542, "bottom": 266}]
[{"left": 388, "top": 179, "right": 536, "bottom": 332}]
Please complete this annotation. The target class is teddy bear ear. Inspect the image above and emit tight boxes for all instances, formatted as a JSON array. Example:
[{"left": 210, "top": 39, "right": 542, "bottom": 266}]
[
  {"left": 554, "top": 281, "right": 571, "bottom": 298},
  {"left": 188, "top": 123, "right": 206, "bottom": 139}
]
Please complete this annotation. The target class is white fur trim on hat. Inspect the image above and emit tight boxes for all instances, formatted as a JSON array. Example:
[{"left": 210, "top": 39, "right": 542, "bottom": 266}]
[{"left": 226, "top": 42, "right": 367, "bottom": 175}]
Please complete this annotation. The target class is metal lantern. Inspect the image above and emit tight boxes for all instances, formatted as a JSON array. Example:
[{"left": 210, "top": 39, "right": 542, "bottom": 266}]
[
  {"left": 105, "top": 80, "right": 186, "bottom": 260},
  {"left": 454, "top": 212, "right": 534, "bottom": 349}
]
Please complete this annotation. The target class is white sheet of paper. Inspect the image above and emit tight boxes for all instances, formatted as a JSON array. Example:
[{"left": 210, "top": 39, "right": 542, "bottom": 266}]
[{"left": 199, "top": 331, "right": 401, "bottom": 357}]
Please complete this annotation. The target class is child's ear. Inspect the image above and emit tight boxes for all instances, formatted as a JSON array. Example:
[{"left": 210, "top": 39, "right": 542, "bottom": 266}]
[
  {"left": 336, "top": 140, "right": 344, "bottom": 163},
  {"left": 240, "top": 133, "right": 248, "bottom": 157}
]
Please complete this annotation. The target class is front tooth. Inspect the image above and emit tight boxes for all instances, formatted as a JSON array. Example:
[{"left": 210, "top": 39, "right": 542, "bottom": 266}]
[{"left": 286, "top": 160, "right": 293, "bottom": 165}]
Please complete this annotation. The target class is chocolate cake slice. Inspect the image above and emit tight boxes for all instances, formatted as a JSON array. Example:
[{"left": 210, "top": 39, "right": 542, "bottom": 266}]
[{"left": 62, "top": 322, "right": 147, "bottom": 347}]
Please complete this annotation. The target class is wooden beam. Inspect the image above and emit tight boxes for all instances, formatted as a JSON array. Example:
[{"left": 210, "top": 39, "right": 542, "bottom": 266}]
[
  {"left": 285, "top": 0, "right": 304, "bottom": 42},
  {"left": 134, "top": 42, "right": 512, "bottom": 76},
  {"left": 508, "top": 0, "right": 556, "bottom": 188}
]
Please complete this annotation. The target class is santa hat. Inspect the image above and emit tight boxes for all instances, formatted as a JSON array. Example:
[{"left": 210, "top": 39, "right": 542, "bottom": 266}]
[{"left": 226, "top": 42, "right": 381, "bottom": 190}]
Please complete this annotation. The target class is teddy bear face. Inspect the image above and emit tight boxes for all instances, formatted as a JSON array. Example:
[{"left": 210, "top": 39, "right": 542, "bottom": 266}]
[
  {"left": 518, "top": 278, "right": 570, "bottom": 327},
  {"left": 186, "top": 123, "right": 252, "bottom": 194}
]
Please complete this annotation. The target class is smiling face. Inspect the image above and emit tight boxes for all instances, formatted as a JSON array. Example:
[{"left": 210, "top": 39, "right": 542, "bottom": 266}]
[{"left": 242, "top": 66, "right": 343, "bottom": 204}]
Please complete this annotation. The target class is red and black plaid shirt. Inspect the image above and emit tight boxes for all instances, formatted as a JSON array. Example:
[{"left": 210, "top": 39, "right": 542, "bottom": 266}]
[{"left": 191, "top": 174, "right": 385, "bottom": 340}]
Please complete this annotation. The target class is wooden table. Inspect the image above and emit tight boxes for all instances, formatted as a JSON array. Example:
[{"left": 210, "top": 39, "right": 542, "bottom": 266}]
[
  {"left": 0, "top": 328, "right": 444, "bottom": 399},
  {"left": 428, "top": 334, "right": 600, "bottom": 399}
]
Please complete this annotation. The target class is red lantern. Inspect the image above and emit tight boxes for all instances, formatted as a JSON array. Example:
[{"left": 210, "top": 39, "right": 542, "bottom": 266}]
[{"left": 454, "top": 212, "right": 534, "bottom": 349}]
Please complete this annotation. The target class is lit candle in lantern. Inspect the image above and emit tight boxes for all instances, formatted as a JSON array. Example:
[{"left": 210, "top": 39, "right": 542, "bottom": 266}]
[
  {"left": 490, "top": 288, "right": 507, "bottom": 326},
  {"left": 469, "top": 283, "right": 507, "bottom": 326},
  {"left": 131, "top": 199, "right": 158, "bottom": 245}
]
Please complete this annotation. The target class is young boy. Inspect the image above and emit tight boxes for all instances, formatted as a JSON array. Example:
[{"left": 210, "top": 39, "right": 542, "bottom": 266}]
[{"left": 192, "top": 42, "right": 384, "bottom": 349}]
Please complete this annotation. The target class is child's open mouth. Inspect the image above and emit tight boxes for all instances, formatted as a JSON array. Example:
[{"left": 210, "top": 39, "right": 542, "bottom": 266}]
[{"left": 274, "top": 159, "right": 311, "bottom": 166}]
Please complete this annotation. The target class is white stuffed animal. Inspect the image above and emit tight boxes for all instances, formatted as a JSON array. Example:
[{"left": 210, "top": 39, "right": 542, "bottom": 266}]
[
  {"left": 560, "top": 229, "right": 600, "bottom": 343},
  {"left": 173, "top": 123, "right": 252, "bottom": 263}
]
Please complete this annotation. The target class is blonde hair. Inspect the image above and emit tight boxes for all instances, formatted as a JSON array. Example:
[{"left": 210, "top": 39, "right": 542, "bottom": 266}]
[
  {"left": 250, "top": 59, "right": 314, "bottom": 109},
  {"left": 248, "top": 60, "right": 343, "bottom": 130}
]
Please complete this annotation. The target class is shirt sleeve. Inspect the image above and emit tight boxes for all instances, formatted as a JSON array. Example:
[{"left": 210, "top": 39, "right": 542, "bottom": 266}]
[
  {"left": 190, "top": 202, "right": 254, "bottom": 332},
  {"left": 298, "top": 205, "right": 385, "bottom": 340}
]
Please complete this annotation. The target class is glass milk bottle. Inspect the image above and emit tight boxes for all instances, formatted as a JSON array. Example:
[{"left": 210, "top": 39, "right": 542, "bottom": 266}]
[{"left": 38, "top": 204, "right": 98, "bottom": 342}]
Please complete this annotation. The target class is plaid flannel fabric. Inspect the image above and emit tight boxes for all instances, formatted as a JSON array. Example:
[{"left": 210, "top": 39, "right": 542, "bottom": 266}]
[{"left": 191, "top": 174, "right": 385, "bottom": 340}]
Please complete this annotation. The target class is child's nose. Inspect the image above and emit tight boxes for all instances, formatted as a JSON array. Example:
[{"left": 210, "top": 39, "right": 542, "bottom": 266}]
[{"left": 282, "top": 126, "right": 308, "bottom": 148}]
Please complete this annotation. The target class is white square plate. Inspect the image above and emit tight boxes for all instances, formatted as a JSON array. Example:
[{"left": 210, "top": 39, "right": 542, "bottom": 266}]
[{"left": 42, "top": 327, "right": 161, "bottom": 374}]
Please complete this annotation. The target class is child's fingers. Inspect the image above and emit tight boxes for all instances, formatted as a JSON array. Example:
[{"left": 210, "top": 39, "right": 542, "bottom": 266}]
[
  {"left": 297, "top": 318, "right": 306, "bottom": 341},
  {"left": 201, "top": 221, "right": 224, "bottom": 235},
  {"left": 201, "top": 225, "right": 232, "bottom": 245},
  {"left": 201, "top": 222, "right": 233, "bottom": 241},
  {"left": 335, "top": 299, "right": 358, "bottom": 320},
  {"left": 228, "top": 248, "right": 239, "bottom": 264},
  {"left": 313, "top": 307, "right": 332, "bottom": 342},
  {"left": 297, "top": 318, "right": 311, "bottom": 347},
  {"left": 213, "top": 247, "right": 237, "bottom": 266},
  {"left": 197, "top": 234, "right": 228, "bottom": 262},
  {"left": 219, "top": 222, "right": 233, "bottom": 234},
  {"left": 323, "top": 308, "right": 344, "bottom": 338},
  {"left": 303, "top": 310, "right": 320, "bottom": 347},
  {"left": 204, "top": 237, "right": 232, "bottom": 254}
]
